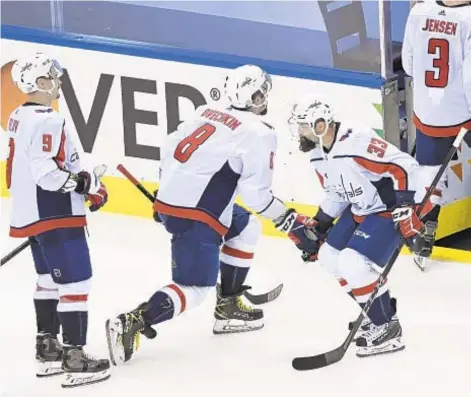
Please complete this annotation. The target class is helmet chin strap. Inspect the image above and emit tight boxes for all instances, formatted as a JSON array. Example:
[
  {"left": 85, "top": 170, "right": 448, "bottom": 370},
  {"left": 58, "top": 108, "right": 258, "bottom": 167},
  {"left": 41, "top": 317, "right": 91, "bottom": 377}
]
[{"left": 312, "top": 122, "right": 329, "bottom": 158}]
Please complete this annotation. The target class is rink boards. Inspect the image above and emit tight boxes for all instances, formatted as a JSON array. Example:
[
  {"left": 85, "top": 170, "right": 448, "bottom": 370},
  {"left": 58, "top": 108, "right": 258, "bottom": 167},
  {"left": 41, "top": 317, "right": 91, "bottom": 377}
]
[{"left": 1, "top": 25, "right": 471, "bottom": 262}]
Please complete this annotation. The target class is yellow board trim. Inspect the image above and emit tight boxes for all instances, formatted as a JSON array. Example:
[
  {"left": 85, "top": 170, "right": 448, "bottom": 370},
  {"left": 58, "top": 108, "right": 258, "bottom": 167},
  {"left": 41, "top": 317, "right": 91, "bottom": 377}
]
[{"left": 1, "top": 160, "right": 470, "bottom": 263}]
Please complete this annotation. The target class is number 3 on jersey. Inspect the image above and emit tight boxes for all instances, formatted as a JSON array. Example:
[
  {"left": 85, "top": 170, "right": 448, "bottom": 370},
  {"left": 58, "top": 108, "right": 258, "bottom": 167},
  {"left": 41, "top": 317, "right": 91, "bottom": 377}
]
[
  {"left": 174, "top": 123, "right": 216, "bottom": 163},
  {"left": 426, "top": 38, "right": 449, "bottom": 88}
]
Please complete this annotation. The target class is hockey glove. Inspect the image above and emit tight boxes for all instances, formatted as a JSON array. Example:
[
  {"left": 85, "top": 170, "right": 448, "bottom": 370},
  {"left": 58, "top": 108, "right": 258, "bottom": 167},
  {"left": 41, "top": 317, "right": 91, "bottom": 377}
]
[
  {"left": 274, "top": 209, "right": 322, "bottom": 259},
  {"left": 75, "top": 165, "right": 108, "bottom": 212},
  {"left": 87, "top": 182, "right": 108, "bottom": 212},
  {"left": 392, "top": 190, "right": 424, "bottom": 250},
  {"left": 300, "top": 208, "right": 334, "bottom": 262}
]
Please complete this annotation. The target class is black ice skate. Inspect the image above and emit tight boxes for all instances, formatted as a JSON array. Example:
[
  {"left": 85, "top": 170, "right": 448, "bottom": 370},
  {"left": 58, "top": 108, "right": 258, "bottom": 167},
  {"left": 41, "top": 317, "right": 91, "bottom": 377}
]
[
  {"left": 413, "top": 220, "right": 438, "bottom": 271},
  {"left": 105, "top": 302, "right": 156, "bottom": 366},
  {"left": 213, "top": 284, "right": 264, "bottom": 334},
  {"left": 61, "top": 346, "right": 111, "bottom": 388},
  {"left": 355, "top": 318, "right": 405, "bottom": 358},
  {"left": 35, "top": 333, "right": 63, "bottom": 378}
]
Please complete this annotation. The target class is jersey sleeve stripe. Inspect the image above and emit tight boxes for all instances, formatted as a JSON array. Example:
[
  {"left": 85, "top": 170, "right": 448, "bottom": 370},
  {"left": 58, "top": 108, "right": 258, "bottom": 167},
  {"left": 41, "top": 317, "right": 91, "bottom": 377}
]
[{"left": 352, "top": 156, "right": 408, "bottom": 191}]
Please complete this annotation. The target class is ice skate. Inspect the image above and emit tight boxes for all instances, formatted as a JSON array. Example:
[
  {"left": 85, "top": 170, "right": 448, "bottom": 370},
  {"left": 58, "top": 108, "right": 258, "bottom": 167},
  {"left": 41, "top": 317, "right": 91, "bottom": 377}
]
[
  {"left": 348, "top": 298, "right": 397, "bottom": 342},
  {"left": 213, "top": 284, "right": 264, "bottom": 334},
  {"left": 105, "top": 302, "right": 155, "bottom": 365},
  {"left": 61, "top": 346, "right": 110, "bottom": 388},
  {"left": 348, "top": 317, "right": 372, "bottom": 342},
  {"left": 35, "top": 333, "right": 63, "bottom": 378},
  {"left": 355, "top": 318, "right": 405, "bottom": 358},
  {"left": 413, "top": 220, "right": 438, "bottom": 271}
]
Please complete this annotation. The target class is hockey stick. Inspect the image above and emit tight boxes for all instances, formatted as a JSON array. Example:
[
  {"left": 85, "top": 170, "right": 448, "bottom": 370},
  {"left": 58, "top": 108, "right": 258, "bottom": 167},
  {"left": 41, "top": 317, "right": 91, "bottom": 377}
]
[
  {"left": 117, "top": 163, "right": 284, "bottom": 305},
  {"left": 243, "top": 283, "right": 284, "bottom": 305},
  {"left": 1, "top": 240, "right": 30, "bottom": 267},
  {"left": 292, "top": 127, "right": 469, "bottom": 371}
]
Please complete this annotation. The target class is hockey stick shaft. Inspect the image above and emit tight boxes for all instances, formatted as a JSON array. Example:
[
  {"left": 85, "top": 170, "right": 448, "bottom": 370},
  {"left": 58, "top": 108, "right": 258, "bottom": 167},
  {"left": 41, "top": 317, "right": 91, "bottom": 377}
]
[
  {"left": 117, "top": 164, "right": 155, "bottom": 203},
  {"left": 293, "top": 127, "right": 468, "bottom": 370},
  {"left": 1, "top": 240, "right": 30, "bottom": 267}
]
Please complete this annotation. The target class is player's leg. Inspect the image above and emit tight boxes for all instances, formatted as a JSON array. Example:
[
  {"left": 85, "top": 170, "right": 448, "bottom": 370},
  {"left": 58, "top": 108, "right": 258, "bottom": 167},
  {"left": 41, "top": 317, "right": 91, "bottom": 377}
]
[
  {"left": 414, "top": 129, "right": 454, "bottom": 267},
  {"left": 318, "top": 208, "right": 372, "bottom": 337},
  {"left": 106, "top": 217, "right": 220, "bottom": 364},
  {"left": 30, "top": 236, "right": 63, "bottom": 377},
  {"left": 318, "top": 208, "right": 357, "bottom": 297},
  {"left": 339, "top": 215, "right": 404, "bottom": 357},
  {"left": 37, "top": 227, "right": 110, "bottom": 387},
  {"left": 214, "top": 205, "right": 263, "bottom": 334}
]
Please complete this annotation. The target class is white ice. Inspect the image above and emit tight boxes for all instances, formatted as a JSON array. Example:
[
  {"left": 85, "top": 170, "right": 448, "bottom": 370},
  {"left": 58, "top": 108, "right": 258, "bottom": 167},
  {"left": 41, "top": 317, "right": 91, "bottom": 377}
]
[{"left": 1, "top": 198, "right": 470, "bottom": 397}]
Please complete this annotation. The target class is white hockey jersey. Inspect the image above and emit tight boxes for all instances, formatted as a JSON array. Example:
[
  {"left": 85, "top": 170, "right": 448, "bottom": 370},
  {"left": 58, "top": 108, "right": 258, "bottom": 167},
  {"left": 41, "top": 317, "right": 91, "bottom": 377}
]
[
  {"left": 310, "top": 124, "right": 438, "bottom": 220},
  {"left": 155, "top": 105, "right": 286, "bottom": 236},
  {"left": 6, "top": 103, "right": 86, "bottom": 238},
  {"left": 402, "top": 1, "right": 471, "bottom": 136}
]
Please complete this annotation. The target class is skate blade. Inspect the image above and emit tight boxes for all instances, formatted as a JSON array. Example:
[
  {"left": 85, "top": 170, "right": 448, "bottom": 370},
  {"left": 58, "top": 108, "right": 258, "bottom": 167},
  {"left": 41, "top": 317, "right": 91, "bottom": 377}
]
[
  {"left": 356, "top": 337, "right": 405, "bottom": 358},
  {"left": 413, "top": 255, "right": 427, "bottom": 271},
  {"left": 36, "top": 361, "right": 63, "bottom": 378},
  {"left": 213, "top": 318, "right": 264, "bottom": 335},
  {"left": 105, "top": 318, "right": 125, "bottom": 366},
  {"left": 61, "top": 369, "right": 111, "bottom": 388}
]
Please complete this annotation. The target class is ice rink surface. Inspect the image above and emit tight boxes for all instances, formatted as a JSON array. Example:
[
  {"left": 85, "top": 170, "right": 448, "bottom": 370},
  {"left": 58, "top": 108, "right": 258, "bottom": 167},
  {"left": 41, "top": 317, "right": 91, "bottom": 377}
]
[{"left": 1, "top": 198, "right": 470, "bottom": 397}]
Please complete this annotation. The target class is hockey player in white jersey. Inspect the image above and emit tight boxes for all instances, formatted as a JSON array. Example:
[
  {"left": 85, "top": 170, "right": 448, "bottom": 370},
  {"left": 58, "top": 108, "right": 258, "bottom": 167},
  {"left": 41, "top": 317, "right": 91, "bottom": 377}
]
[
  {"left": 402, "top": 0, "right": 471, "bottom": 269},
  {"left": 289, "top": 96, "right": 438, "bottom": 357},
  {"left": 105, "top": 65, "right": 321, "bottom": 364},
  {"left": 6, "top": 53, "right": 110, "bottom": 387}
]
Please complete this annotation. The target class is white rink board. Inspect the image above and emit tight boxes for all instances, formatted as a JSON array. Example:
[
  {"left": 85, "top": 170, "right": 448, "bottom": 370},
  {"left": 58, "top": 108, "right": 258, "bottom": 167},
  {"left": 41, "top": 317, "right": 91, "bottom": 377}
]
[{"left": 1, "top": 39, "right": 383, "bottom": 206}]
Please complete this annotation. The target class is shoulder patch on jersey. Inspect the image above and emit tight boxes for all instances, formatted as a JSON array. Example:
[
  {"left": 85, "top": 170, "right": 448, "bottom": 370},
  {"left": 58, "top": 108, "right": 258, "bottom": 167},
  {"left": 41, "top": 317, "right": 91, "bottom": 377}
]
[{"left": 262, "top": 121, "right": 274, "bottom": 130}]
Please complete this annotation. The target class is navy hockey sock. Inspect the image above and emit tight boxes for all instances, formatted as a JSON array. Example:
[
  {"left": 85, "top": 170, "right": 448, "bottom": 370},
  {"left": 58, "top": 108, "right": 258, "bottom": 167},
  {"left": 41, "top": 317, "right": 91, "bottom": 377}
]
[
  {"left": 220, "top": 262, "right": 249, "bottom": 296},
  {"left": 143, "top": 290, "right": 175, "bottom": 325},
  {"left": 34, "top": 299, "right": 60, "bottom": 335},
  {"left": 58, "top": 311, "right": 88, "bottom": 346},
  {"left": 360, "top": 291, "right": 393, "bottom": 326}
]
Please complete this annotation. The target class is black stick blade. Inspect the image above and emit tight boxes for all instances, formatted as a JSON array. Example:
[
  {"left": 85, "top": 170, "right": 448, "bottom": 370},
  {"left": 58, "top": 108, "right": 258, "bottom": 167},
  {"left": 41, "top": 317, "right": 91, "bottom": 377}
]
[
  {"left": 292, "top": 347, "right": 346, "bottom": 371},
  {"left": 243, "top": 283, "right": 283, "bottom": 305}
]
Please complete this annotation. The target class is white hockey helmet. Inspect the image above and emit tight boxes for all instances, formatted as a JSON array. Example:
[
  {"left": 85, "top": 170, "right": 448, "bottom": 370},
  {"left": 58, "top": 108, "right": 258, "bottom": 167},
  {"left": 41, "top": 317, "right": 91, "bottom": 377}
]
[
  {"left": 224, "top": 65, "right": 272, "bottom": 110},
  {"left": 11, "top": 53, "right": 63, "bottom": 94},
  {"left": 289, "top": 96, "right": 335, "bottom": 139}
]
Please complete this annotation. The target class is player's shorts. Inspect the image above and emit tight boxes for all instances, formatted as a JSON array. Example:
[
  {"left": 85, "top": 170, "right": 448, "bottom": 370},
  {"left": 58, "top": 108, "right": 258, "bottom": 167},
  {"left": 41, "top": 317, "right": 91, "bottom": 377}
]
[
  {"left": 415, "top": 128, "right": 455, "bottom": 166},
  {"left": 161, "top": 204, "right": 256, "bottom": 286},
  {"left": 30, "top": 227, "right": 92, "bottom": 284},
  {"left": 326, "top": 208, "right": 402, "bottom": 267}
]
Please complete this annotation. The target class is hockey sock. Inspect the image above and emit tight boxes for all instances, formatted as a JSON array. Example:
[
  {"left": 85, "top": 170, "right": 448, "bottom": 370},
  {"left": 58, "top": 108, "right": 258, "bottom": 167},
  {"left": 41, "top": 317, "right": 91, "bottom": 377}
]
[
  {"left": 143, "top": 290, "right": 176, "bottom": 325},
  {"left": 34, "top": 299, "right": 60, "bottom": 335},
  {"left": 58, "top": 311, "right": 88, "bottom": 345},
  {"left": 360, "top": 291, "right": 393, "bottom": 326},
  {"left": 220, "top": 262, "right": 249, "bottom": 296}
]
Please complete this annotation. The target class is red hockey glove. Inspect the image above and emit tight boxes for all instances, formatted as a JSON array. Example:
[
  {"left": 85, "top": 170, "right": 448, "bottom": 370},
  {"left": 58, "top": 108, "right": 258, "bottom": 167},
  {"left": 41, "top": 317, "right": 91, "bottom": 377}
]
[{"left": 87, "top": 182, "right": 108, "bottom": 212}]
